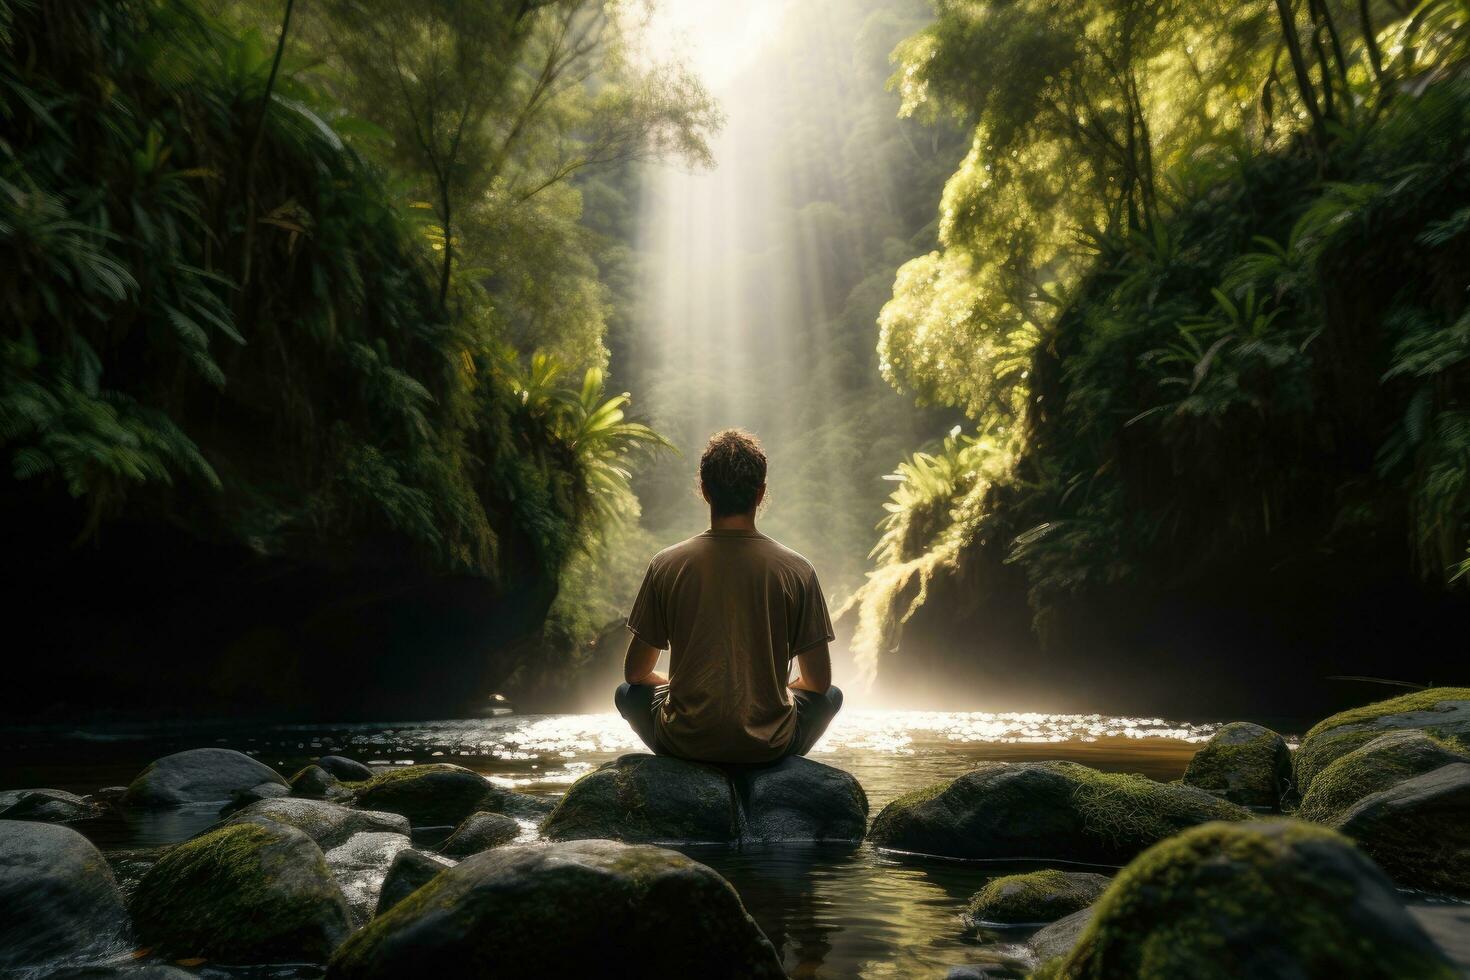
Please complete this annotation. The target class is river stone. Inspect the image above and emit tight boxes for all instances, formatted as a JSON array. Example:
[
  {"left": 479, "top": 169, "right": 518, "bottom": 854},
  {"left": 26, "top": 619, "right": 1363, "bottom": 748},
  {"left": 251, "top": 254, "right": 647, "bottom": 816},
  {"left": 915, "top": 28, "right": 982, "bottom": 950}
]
[
  {"left": 869, "top": 760, "right": 1248, "bottom": 864},
  {"left": 131, "top": 820, "right": 351, "bottom": 963},
  {"left": 351, "top": 764, "right": 494, "bottom": 827},
  {"left": 375, "top": 848, "right": 453, "bottom": 917},
  {"left": 1182, "top": 721, "right": 1292, "bottom": 809},
  {"left": 221, "top": 780, "right": 292, "bottom": 815},
  {"left": 479, "top": 782, "right": 555, "bottom": 819},
  {"left": 440, "top": 811, "right": 520, "bottom": 857},
  {"left": 0, "top": 788, "right": 104, "bottom": 823},
  {"left": 965, "top": 870, "right": 1109, "bottom": 925},
  {"left": 541, "top": 754, "right": 738, "bottom": 843},
  {"left": 1411, "top": 904, "right": 1470, "bottom": 973},
  {"left": 0, "top": 821, "right": 129, "bottom": 972},
  {"left": 1295, "top": 687, "right": 1470, "bottom": 794},
  {"left": 734, "top": 756, "right": 868, "bottom": 842},
  {"left": 1298, "top": 730, "right": 1470, "bottom": 824},
  {"left": 319, "top": 755, "right": 375, "bottom": 782},
  {"left": 292, "top": 764, "right": 351, "bottom": 800},
  {"left": 1042, "top": 820, "right": 1457, "bottom": 979},
  {"left": 1333, "top": 762, "right": 1470, "bottom": 898},
  {"left": 123, "top": 748, "right": 287, "bottom": 807},
  {"left": 325, "top": 831, "right": 415, "bottom": 926},
  {"left": 223, "top": 797, "right": 409, "bottom": 850},
  {"left": 1029, "top": 907, "right": 1093, "bottom": 963},
  {"left": 326, "top": 840, "right": 784, "bottom": 978}
]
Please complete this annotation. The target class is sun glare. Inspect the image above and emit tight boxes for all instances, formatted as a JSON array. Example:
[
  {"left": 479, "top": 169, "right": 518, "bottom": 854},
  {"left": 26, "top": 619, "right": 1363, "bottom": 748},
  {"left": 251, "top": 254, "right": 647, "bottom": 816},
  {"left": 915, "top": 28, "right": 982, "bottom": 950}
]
[{"left": 643, "top": 0, "right": 791, "bottom": 90}]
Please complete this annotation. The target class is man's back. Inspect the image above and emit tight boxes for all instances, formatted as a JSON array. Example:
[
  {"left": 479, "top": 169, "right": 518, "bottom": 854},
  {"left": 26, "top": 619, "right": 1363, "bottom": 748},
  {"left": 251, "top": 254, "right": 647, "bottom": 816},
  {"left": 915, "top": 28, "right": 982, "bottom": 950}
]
[{"left": 627, "top": 528, "right": 833, "bottom": 763}]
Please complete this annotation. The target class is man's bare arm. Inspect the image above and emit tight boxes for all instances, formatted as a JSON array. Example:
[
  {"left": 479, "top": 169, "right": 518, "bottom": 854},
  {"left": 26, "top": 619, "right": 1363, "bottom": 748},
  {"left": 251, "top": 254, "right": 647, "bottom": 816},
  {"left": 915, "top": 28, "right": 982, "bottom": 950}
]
[
  {"left": 790, "top": 641, "right": 832, "bottom": 693},
  {"left": 624, "top": 634, "right": 669, "bottom": 686}
]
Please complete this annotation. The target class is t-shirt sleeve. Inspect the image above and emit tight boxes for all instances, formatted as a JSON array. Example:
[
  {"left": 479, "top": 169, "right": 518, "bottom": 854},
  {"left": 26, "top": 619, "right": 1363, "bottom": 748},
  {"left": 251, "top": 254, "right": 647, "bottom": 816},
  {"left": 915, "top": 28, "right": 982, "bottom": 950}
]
[
  {"left": 626, "top": 559, "right": 670, "bottom": 650},
  {"left": 791, "top": 566, "right": 836, "bottom": 653}
]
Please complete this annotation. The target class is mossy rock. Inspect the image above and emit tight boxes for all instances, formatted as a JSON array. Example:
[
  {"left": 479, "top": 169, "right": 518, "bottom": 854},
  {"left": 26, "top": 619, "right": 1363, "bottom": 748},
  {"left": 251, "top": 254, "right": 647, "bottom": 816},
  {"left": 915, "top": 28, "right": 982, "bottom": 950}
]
[
  {"left": 0, "top": 788, "right": 104, "bottom": 823},
  {"left": 1298, "top": 730, "right": 1470, "bottom": 824},
  {"left": 350, "top": 764, "right": 493, "bottom": 827},
  {"left": 1333, "top": 762, "right": 1470, "bottom": 898},
  {"left": 734, "top": 755, "right": 868, "bottom": 843},
  {"left": 374, "top": 848, "right": 452, "bottom": 918},
  {"left": 291, "top": 764, "right": 350, "bottom": 800},
  {"left": 1182, "top": 722, "right": 1291, "bottom": 809},
  {"left": 1042, "top": 820, "right": 1457, "bottom": 979},
  {"left": 868, "top": 761, "right": 1248, "bottom": 864},
  {"left": 0, "top": 821, "right": 129, "bottom": 972},
  {"left": 1294, "top": 688, "right": 1470, "bottom": 795},
  {"left": 325, "top": 840, "right": 784, "bottom": 978},
  {"left": 541, "top": 754, "right": 739, "bottom": 844},
  {"left": 123, "top": 748, "right": 286, "bottom": 807},
  {"left": 965, "top": 870, "right": 1109, "bottom": 926},
  {"left": 222, "top": 797, "right": 409, "bottom": 850},
  {"left": 131, "top": 821, "right": 350, "bottom": 963},
  {"left": 440, "top": 811, "right": 520, "bottom": 857}
]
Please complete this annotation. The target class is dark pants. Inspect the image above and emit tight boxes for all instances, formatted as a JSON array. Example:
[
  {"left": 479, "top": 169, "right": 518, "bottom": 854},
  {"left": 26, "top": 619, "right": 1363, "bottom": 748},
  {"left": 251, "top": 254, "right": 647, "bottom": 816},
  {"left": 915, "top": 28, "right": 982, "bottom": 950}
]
[{"left": 615, "top": 682, "right": 844, "bottom": 760}]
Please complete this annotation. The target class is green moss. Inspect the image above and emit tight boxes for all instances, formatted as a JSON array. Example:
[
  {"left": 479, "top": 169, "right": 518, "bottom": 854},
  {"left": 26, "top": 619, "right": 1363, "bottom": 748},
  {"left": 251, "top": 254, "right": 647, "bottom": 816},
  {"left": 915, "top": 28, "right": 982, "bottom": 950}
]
[
  {"left": 1056, "top": 762, "right": 1249, "bottom": 851},
  {"left": 1296, "top": 688, "right": 1470, "bottom": 793},
  {"left": 352, "top": 764, "right": 490, "bottom": 825},
  {"left": 131, "top": 822, "right": 347, "bottom": 962},
  {"left": 868, "top": 780, "right": 950, "bottom": 841},
  {"left": 1046, "top": 820, "right": 1458, "bottom": 980},
  {"left": 1181, "top": 725, "right": 1289, "bottom": 808},
  {"left": 1298, "top": 731, "right": 1469, "bottom": 824},
  {"left": 966, "top": 870, "right": 1106, "bottom": 925}
]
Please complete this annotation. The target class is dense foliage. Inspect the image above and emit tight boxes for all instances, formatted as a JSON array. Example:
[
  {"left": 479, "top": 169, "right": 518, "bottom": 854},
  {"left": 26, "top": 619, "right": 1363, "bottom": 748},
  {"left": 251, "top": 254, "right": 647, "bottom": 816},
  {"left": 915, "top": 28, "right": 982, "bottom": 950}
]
[
  {"left": 850, "top": 0, "right": 1470, "bottom": 674},
  {"left": 0, "top": 0, "right": 695, "bottom": 608}
]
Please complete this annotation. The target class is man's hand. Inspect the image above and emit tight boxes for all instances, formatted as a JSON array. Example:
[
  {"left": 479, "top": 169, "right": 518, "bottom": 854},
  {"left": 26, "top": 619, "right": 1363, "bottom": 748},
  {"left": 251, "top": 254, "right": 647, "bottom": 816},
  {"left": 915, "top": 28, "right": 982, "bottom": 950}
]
[
  {"left": 789, "top": 641, "right": 832, "bottom": 693},
  {"left": 624, "top": 634, "right": 669, "bottom": 686}
]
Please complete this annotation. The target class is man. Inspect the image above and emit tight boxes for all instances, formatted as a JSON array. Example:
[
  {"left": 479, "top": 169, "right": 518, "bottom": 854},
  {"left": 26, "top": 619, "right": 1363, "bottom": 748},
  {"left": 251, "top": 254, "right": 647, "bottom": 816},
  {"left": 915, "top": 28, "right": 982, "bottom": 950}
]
[{"left": 616, "top": 428, "right": 843, "bottom": 764}]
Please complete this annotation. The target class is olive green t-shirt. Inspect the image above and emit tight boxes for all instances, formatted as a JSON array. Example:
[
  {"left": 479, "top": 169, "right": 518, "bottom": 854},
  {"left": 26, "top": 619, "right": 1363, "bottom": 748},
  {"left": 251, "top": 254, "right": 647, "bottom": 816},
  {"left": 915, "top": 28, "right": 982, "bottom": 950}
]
[{"left": 626, "top": 528, "right": 835, "bottom": 763}]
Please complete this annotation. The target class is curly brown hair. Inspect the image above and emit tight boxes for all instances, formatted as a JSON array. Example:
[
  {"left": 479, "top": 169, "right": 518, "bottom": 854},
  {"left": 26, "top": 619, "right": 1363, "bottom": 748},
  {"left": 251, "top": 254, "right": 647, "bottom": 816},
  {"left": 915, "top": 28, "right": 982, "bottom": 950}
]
[{"left": 699, "top": 429, "right": 767, "bottom": 517}]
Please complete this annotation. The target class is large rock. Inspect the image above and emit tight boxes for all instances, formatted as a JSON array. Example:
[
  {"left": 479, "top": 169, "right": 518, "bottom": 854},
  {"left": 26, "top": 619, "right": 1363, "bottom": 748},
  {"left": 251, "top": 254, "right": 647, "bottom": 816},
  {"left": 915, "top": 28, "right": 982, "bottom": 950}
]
[
  {"left": 131, "top": 821, "right": 351, "bottom": 962},
  {"left": 1333, "top": 762, "right": 1470, "bottom": 898},
  {"left": 541, "top": 753, "right": 867, "bottom": 844},
  {"left": 542, "top": 755, "right": 739, "bottom": 843},
  {"left": 326, "top": 840, "right": 784, "bottom": 978},
  {"left": 964, "top": 870, "right": 1109, "bottom": 926},
  {"left": 0, "top": 821, "right": 129, "bottom": 972},
  {"left": 324, "top": 832, "right": 415, "bottom": 926},
  {"left": 123, "top": 748, "right": 286, "bottom": 807},
  {"left": 1295, "top": 687, "right": 1470, "bottom": 794},
  {"left": 223, "top": 797, "right": 409, "bottom": 850},
  {"left": 0, "top": 788, "right": 104, "bottom": 823},
  {"left": 318, "top": 755, "right": 375, "bottom": 782},
  {"left": 1028, "top": 907, "right": 1093, "bottom": 963},
  {"left": 375, "top": 848, "right": 452, "bottom": 917},
  {"left": 1298, "top": 729, "right": 1470, "bottom": 824},
  {"left": 479, "top": 783, "right": 555, "bottom": 819},
  {"left": 1182, "top": 721, "right": 1292, "bottom": 809},
  {"left": 440, "top": 811, "right": 520, "bottom": 857},
  {"left": 350, "top": 764, "right": 495, "bottom": 827},
  {"left": 1036, "top": 820, "right": 1457, "bottom": 979},
  {"left": 868, "top": 761, "right": 1248, "bottom": 864},
  {"left": 734, "top": 755, "right": 868, "bottom": 842}
]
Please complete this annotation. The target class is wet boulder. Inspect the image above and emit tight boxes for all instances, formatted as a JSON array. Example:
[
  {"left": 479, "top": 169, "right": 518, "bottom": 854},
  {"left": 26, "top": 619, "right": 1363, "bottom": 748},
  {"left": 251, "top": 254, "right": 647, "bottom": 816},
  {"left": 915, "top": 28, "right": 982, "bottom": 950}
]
[
  {"left": 1298, "top": 729, "right": 1470, "bottom": 824},
  {"left": 1333, "top": 762, "right": 1470, "bottom": 898},
  {"left": 291, "top": 764, "right": 350, "bottom": 800},
  {"left": 1182, "top": 722, "right": 1292, "bottom": 809},
  {"left": 375, "top": 848, "right": 452, "bottom": 917},
  {"left": 326, "top": 840, "right": 784, "bottom": 978},
  {"left": 0, "top": 821, "right": 129, "bottom": 972},
  {"left": 324, "top": 832, "right": 415, "bottom": 926},
  {"left": 318, "top": 755, "right": 375, "bottom": 782},
  {"left": 542, "top": 754, "right": 739, "bottom": 843},
  {"left": 440, "top": 811, "right": 520, "bottom": 857},
  {"left": 123, "top": 748, "right": 286, "bottom": 807},
  {"left": 734, "top": 755, "right": 868, "bottom": 842},
  {"left": 0, "top": 788, "right": 104, "bottom": 823},
  {"left": 223, "top": 797, "right": 409, "bottom": 850},
  {"left": 1037, "top": 820, "right": 1457, "bottom": 980},
  {"left": 1028, "top": 907, "right": 1093, "bottom": 963},
  {"left": 964, "top": 870, "right": 1109, "bottom": 926},
  {"left": 221, "top": 781, "right": 291, "bottom": 815},
  {"left": 869, "top": 761, "right": 1247, "bottom": 864},
  {"left": 131, "top": 821, "right": 351, "bottom": 963},
  {"left": 1294, "top": 687, "right": 1470, "bottom": 794},
  {"left": 478, "top": 783, "right": 555, "bottom": 820},
  {"left": 350, "top": 764, "right": 494, "bottom": 827}
]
